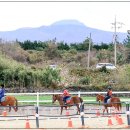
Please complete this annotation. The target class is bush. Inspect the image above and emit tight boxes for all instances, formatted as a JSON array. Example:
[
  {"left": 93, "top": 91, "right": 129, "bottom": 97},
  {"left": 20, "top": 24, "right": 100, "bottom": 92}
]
[{"left": 79, "top": 76, "right": 90, "bottom": 85}]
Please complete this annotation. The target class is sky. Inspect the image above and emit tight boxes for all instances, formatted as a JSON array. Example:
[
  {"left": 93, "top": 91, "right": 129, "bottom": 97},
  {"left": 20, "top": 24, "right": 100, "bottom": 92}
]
[{"left": 0, "top": 1, "right": 130, "bottom": 33}]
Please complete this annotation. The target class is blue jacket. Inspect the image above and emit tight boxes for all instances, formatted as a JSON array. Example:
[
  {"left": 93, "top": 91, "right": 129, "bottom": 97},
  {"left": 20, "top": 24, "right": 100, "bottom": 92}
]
[{"left": 0, "top": 88, "right": 5, "bottom": 98}]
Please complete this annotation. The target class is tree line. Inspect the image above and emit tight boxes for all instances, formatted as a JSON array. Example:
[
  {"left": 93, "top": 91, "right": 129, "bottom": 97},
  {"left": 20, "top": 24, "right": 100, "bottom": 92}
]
[
  {"left": 18, "top": 39, "right": 113, "bottom": 51},
  {"left": 18, "top": 32, "right": 130, "bottom": 51}
]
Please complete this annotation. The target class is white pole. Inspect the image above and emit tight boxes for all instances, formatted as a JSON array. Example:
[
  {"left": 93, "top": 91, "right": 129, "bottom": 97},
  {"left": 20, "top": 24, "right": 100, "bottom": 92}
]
[
  {"left": 111, "top": 15, "right": 124, "bottom": 66},
  {"left": 78, "top": 91, "right": 81, "bottom": 97},
  {"left": 114, "top": 16, "right": 117, "bottom": 66},
  {"left": 87, "top": 33, "right": 91, "bottom": 69}
]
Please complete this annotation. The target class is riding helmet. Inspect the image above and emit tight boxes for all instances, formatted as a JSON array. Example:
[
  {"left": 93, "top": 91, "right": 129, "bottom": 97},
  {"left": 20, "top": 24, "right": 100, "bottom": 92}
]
[{"left": 107, "top": 86, "right": 112, "bottom": 89}]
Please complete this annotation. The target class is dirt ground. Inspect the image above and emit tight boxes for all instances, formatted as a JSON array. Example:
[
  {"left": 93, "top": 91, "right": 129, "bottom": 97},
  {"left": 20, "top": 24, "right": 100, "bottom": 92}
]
[{"left": 0, "top": 105, "right": 129, "bottom": 130}]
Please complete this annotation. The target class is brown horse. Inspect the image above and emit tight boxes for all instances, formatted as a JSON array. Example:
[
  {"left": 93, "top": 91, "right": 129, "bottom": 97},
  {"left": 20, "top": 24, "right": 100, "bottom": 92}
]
[
  {"left": 96, "top": 94, "right": 121, "bottom": 114},
  {"left": 0, "top": 96, "right": 18, "bottom": 112},
  {"left": 52, "top": 94, "right": 83, "bottom": 115}
]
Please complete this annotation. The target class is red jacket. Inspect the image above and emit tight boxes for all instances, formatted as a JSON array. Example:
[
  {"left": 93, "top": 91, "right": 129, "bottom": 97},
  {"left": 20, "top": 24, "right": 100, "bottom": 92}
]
[
  {"left": 63, "top": 90, "right": 70, "bottom": 96},
  {"left": 107, "top": 90, "right": 112, "bottom": 96}
]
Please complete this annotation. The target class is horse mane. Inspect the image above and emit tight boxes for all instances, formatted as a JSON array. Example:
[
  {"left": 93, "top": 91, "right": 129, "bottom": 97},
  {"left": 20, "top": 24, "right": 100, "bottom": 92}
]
[{"left": 98, "top": 94, "right": 105, "bottom": 97}]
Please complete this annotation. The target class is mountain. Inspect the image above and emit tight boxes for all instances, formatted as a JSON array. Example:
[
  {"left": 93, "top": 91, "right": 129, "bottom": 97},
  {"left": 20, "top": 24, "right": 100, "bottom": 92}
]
[{"left": 0, "top": 20, "right": 127, "bottom": 44}]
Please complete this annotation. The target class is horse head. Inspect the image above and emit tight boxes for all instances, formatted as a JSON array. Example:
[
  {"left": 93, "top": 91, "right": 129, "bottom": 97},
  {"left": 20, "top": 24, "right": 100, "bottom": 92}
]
[
  {"left": 52, "top": 94, "right": 57, "bottom": 103},
  {"left": 52, "top": 94, "right": 62, "bottom": 103},
  {"left": 97, "top": 94, "right": 105, "bottom": 101},
  {"left": 96, "top": 94, "right": 100, "bottom": 102},
  {"left": 96, "top": 94, "right": 103, "bottom": 105}
]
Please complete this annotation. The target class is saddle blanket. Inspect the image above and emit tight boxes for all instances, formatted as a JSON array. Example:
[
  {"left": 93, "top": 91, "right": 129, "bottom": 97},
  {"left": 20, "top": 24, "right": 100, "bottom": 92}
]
[
  {"left": 66, "top": 97, "right": 71, "bottom": 103},
  {"left": 0, "top": 96, "right": 5, "bottom": 102}
]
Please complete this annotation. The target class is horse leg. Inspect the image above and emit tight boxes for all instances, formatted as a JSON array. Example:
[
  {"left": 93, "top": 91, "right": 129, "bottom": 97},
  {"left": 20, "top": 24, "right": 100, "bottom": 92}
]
[
  {"left": 106, "top": 108, "right": 109, "bottom": 114},
  {"left": 14, "top": 99, "right": 18, "bottom": 112},
  {"left": 103, "top": 108, "right": 105, "bottom": 115},
  {"left": 117, "top": 104, "right": 120, "bottom": 112},
  {"left": 12, "top": 106, "right": 17, "bottom": 112},
  {"left": 65, "top": 106, "right": 67, "bottom": 110},
  {"left": 60, "top": 106, "right": 63, "bottom": 115},
  {"left": 76, "top": 104, "right": 80, "bottom": 115},
  {"left": 103, "top": 106, "right": 107, "bottom": 115},
  {"left": 115, "top": 104, "right": 119, "bottom": 112},
  {"left": 9, "top": 105, "right": 11, "bottom": 112},
  {"left": 105, "top": 106, "right": 109, "bottom": 114}
]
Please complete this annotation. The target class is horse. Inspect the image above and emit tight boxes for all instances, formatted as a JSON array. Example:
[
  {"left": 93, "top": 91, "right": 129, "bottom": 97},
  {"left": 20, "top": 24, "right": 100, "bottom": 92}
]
[
  {"left": 96, "top": 94, "right": 121, "bottom": 114},
  {"left": 52, "top": 94, "right": 83, "bottom": 115},
  {"left": 0, "top": 96, "right": 18, "bottom": 112}
]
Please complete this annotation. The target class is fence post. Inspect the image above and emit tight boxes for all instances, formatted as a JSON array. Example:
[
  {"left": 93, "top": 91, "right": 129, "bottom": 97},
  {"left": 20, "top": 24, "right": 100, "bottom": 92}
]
[
  {"left": 78, "top": 91, "right": 80, "bottom": 97},
  {"left": 35, "top": 92, "right": 39, "bottom": 128},
  {"left": 35, "top": 106, "right": 39, "bottom": 128},
  {"left": 126, "top": 102, "right": 130, "bottom": 127},
  {"left": 80, "top": 102, "right": 85, "bottom": 127}
]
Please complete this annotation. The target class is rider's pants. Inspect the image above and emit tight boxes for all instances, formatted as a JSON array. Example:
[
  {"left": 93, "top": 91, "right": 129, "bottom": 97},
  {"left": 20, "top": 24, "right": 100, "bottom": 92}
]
[{"left": 104, "top": 96, "right": 111, "bottom": 103}]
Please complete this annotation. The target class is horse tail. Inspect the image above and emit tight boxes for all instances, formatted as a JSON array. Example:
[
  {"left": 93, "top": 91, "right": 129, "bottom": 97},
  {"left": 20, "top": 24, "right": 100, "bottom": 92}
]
[
  {"left": 15, "top": 98, "right": 18, "bottom": 111},
  {"left": 119, "top": 101, "right": 122, "bottom": 111}
]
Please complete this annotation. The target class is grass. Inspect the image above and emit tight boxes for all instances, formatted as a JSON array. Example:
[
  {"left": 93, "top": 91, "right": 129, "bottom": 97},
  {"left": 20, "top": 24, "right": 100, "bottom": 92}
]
[
  {"left": 15, "top": 95, "right": 51, "bottom": 100},
  {"left": 14, "top": 95, "right": 129, "bottom": 106}
]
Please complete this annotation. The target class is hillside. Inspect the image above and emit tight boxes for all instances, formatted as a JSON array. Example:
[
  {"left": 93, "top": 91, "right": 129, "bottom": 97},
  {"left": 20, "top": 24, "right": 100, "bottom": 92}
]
[{"left": 0, "top": 42, "right": 130, "bottom": 92}]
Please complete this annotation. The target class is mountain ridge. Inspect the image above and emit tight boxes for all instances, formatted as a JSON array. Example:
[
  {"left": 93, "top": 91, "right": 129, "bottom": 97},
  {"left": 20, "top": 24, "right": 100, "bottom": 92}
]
[{"left": 0, "top": 19, "right": 127, "bottom": 43}]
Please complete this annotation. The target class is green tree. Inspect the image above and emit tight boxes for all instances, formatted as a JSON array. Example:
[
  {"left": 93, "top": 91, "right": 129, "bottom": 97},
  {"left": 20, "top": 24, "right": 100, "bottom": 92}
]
[
  {"left": 82, "top": 37, "right": 90, "bottom": 51},
  {"left": 40, "top": 67, "right": 61, "bottom": 89},
  {"left": 57, "top": 42, "right": 70, "bottom": 50},
  {"left": 123, "top": 31, "right": 130, "bottom": 48},
  {"left": 44, "top": 43, "right": 61, "bottom": 59}
]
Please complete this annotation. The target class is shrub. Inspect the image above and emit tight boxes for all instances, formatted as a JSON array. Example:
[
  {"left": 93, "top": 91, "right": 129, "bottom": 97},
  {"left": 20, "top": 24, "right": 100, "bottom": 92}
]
[{"left": 79, "top": 76, "right": 90, "bottom": 85}]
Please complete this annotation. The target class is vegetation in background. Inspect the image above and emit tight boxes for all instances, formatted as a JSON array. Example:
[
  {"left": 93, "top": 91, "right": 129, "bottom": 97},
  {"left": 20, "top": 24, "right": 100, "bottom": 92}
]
[{"left": 0, "top": 32, "right": 130, "bottom": 92}]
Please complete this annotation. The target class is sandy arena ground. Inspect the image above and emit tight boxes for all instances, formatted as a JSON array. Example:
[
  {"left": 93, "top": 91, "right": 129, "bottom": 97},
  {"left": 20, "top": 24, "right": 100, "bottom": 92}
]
[
  {"left": 0, "top": 114, "right": 129, "bottom": 130},
  {"left": 0, "top": 105, "right": 129, "bottom": 130}
]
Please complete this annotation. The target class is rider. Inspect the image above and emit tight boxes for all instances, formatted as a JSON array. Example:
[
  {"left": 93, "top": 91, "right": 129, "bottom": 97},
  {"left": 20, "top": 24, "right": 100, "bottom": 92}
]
[
  {"left": 62, "top": 89, "right": 71, "bottom": 105},
  {"left": 0, "top": 84, "right": 5, "bottom": 103},
  {"left": 104, "top": 85, "right": 112, "bottom": 104}
]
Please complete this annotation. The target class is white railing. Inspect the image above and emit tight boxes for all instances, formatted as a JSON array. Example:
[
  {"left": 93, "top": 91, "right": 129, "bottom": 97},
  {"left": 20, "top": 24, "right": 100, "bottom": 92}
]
[{"left": 6, "top": 91, "right": 130, "bottom": 106}]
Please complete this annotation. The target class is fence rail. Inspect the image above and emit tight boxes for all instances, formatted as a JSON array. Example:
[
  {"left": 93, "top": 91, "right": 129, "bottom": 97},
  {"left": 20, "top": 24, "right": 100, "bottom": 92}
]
[
  {"left": 6, "top": 91, "right": 130, "bottom": 106},
  {"left": 6, "top": 91, "right": 130, "bottom": 95}
]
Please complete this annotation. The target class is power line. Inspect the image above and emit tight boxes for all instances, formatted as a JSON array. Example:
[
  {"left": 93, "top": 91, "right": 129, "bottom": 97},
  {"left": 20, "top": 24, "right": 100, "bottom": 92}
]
[
  {"left": 111, "top": 15, "right": 124, "bottom": 66},
  {"left": 87, "top": 33, "right": 91, "bottom": 69}
]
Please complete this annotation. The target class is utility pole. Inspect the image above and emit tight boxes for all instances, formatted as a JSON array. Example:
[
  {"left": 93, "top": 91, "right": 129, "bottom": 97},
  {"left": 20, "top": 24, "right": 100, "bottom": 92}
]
[
  {"left": 111, "top": 15, "right": 124, "bottom": 66},
  {"left": 87, "top": 33, "right": 91, "bottom": 69}
]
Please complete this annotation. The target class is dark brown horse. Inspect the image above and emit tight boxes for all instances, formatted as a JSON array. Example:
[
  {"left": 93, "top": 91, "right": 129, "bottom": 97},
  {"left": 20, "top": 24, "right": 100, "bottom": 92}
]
[
  {"left": 0, "top": 96, "right": 18, "bottom": 112},
  {"left": 96, "top": 94, "right": 121, "bottom": 114},
  {"left": 52, "top": 94, "right": 83, "bottom": 115}
]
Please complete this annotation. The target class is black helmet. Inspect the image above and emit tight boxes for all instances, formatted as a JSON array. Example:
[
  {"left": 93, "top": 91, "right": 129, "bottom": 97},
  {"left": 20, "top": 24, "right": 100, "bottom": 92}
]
[
  {"left": 1, "top": 84, "right": 4, "bottom": 88},
  {"left": 107, "top": 86, "right": 112, "bottom": 89}
]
